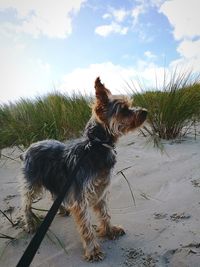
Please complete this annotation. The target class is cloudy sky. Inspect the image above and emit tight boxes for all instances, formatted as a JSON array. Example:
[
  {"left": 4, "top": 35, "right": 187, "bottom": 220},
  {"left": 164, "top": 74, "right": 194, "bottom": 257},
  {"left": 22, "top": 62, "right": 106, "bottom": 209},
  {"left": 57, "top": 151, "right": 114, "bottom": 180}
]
[{"left": 0, "top": 0, "right": 199, "bottom": 103}]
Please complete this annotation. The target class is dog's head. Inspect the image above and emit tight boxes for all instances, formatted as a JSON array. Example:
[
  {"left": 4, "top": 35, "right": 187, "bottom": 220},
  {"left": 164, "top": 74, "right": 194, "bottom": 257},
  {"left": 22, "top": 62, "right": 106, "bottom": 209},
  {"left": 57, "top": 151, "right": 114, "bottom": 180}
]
[{"left": 93, "top": 77, "right": 147, "bottom": 137}]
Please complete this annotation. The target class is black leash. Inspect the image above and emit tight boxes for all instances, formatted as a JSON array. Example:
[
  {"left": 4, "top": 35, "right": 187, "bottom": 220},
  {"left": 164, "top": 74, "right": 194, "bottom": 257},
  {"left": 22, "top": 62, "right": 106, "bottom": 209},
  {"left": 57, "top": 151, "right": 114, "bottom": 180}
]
[{"left": 16, "top": 146, "right": 90, "bottom": 267}]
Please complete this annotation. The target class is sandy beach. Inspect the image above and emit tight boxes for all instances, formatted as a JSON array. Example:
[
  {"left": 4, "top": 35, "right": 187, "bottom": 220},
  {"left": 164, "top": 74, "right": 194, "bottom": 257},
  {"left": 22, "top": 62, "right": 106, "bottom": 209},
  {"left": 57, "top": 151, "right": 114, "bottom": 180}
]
[{"left": 0, "top": 130, "right": 200, "bottom": 267}]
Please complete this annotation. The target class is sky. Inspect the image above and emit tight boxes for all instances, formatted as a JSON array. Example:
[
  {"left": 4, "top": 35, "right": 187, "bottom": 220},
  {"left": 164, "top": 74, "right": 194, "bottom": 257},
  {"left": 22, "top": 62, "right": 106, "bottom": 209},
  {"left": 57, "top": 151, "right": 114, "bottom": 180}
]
[{"left": 0, "top": 0, "right": 200, "bottom": 104}]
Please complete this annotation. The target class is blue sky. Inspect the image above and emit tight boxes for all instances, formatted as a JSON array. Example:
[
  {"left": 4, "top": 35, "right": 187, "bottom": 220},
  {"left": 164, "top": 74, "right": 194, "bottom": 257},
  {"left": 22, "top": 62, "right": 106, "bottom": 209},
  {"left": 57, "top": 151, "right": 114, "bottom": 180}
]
[{"left": 0, "top": 0, "right": 199, "bottom": 103}]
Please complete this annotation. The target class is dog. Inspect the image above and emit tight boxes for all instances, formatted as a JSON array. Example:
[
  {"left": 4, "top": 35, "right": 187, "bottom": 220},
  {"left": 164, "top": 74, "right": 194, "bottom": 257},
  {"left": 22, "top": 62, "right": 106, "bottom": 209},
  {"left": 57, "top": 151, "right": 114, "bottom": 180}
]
[{"left": 20, "top": 77, "right": 147, "bottom": 261}]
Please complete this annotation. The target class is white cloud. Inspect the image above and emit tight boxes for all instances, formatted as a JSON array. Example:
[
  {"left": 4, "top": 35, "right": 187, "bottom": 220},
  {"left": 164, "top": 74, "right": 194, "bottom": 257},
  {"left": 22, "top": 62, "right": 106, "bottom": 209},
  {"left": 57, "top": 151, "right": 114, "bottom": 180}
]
[
  {"left": 102, "top": 13, "right": 112, "bottom": 20},
  {"left": 0, "top": 41, "right": 52, "bottom": 104},
  {"left": 177, "top": 39, "right": 200, "bottom": 60},
  {"left": 0, "top": 0, "right": 86, "bottom": 38},
  {"left": 170, "top": 38, "right": 200, "bottom": 73},
  {"left": 97, "top": 2, "right": 158, "bottom": 38},
  {"left": 160, "top": 0, "right": 200, "bottom": 40},
  {"left": 95, "top": 22, "right": 128, "bottom": 37},
  {"left": 98, "top": 8, "right": 129, "bottom": 37},
  {"left": 102, "top": 8, "right": 128, "bottom": 22},
  {"left": 60, "top": 61, "right": 172, "bottom": 96},
  {"left": 160, "top": 0, "right": 200, "bottom": 73},
  {"left": 112, "top": 8, "right": 128, "bottom": 22},
  {"left": 170, "top": 57, "right": 200, "bottom": 74},
  {"left": 131, "top": 4, "right": 146, "bottom": 25},
  {"left": 1, "top": 54, "right": 185, "bottom": 104},
  {"left": 144, "top": 50, "right": 157, "bottom": 59},
  {"left": 60, "top": 62, "right": 134, "bottom": 95}
]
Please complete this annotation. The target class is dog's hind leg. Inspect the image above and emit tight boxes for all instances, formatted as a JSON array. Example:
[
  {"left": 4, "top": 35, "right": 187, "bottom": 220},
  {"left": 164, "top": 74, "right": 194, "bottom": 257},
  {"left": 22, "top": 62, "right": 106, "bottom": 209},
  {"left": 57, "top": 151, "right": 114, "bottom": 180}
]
[
  {"left": 20, "top": 180, "right": 42, "bottom": 233},
  {"left": 93, "top": 195, "right": 125, "bottom": 240},
  {"left": 70, "top": 201, "right": 104, "bottom": 262}
]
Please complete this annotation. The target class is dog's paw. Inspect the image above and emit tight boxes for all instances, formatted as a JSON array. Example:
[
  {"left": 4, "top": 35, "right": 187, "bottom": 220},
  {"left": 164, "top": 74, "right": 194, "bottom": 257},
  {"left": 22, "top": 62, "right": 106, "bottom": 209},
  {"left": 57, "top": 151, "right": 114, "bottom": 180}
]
[
  {"left": 84, "top": 246, "right": 105, "bottom": 262},
  {"left": 97, "top": 225, "right": 125, "bottom": 240},
  {"left": 58, "top": 205, "right": 70, "bottom": 217},
  {"left": 24, "top": 212, "right": 40, "bottom": 234},
  {"left": 25, "top": 220, "right": 39, "bottom": 234},
  {"left": 108, "top": 225, "right": 125, "bottom": 240}
]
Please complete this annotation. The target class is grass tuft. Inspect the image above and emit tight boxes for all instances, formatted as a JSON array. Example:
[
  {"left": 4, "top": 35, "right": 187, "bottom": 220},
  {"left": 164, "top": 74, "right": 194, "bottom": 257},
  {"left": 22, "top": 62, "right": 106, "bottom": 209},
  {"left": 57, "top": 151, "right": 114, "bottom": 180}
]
[
  {"left": 130, "top": 70, "right": 200, "bottom": 141},
  {"left": 0, "top": 93, "right": 91, "bottom": 149}
]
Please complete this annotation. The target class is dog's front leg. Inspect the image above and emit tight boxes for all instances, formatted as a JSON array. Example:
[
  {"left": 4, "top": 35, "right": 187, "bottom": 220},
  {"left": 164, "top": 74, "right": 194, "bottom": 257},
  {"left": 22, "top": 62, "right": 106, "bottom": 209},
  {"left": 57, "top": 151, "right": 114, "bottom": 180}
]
[
  {"left": 70, "top": 201, "right": 104, "bottom": 262},
  {"left": 93, "top": 196, "right": 125, "bottom": 240}
]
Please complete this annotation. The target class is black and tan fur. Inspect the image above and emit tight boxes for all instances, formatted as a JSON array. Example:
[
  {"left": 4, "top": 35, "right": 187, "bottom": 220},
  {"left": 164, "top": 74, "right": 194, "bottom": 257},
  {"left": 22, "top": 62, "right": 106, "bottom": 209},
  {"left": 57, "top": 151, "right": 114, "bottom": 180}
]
[{"left": 20, "top": 77, "right": 147, "bottom": 261}]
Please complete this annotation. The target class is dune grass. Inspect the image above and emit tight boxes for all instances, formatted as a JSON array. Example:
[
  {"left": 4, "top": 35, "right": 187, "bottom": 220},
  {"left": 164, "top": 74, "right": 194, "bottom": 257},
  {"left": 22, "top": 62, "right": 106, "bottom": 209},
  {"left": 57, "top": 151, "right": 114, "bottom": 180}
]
[
  {"left": 0, "top": 93, "right": 91, "bottom": 150},
  {"left": 1, "top": 71, "right": 200, "bottom": 150},
  {"left": 132, "top": 72, "right": 200, "bottom": 141}
]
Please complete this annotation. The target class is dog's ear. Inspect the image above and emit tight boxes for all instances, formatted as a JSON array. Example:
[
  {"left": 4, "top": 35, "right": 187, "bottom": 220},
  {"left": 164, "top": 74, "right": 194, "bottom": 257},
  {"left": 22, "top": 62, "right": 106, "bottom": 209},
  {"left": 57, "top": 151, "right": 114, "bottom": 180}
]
[
  {"left": 94, "top": 77, "right": 111, "bottom": 104},
  {"left": 94, "top": 77, "right": 111, "bottom": 123}
]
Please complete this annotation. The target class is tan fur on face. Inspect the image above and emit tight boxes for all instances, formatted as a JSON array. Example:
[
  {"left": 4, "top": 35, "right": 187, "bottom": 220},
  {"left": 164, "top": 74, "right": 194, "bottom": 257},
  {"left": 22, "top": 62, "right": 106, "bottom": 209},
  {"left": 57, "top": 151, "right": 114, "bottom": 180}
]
[
  {"left": 109, "top": 95, "right": 132, "bottom": 107},
  {"left": 93, "top": 78, "right": 132, "bottom": 125},
  {"left": 93, "top": 78, "right": 146, "bottom": 138}
]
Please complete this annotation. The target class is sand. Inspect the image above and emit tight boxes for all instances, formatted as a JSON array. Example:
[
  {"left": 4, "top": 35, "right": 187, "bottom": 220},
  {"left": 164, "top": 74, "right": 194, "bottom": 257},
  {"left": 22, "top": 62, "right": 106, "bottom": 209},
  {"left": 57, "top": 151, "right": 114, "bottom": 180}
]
[{"left": 0, "top": 130, "right": 200, "bottom": 267}]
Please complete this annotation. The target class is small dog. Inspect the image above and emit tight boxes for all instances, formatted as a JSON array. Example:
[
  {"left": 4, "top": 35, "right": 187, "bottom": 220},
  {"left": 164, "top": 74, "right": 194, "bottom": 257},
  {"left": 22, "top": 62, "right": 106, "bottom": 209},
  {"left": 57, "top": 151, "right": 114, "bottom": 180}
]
[{"left": 20, "top": 77, "right": 147, "bottom": 261}]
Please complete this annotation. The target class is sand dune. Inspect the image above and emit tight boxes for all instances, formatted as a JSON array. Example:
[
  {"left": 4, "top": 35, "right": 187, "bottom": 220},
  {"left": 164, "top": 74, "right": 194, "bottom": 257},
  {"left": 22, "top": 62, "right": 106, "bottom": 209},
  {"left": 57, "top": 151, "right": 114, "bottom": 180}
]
[{"left": 0, "top": 131, "right": 200, "bottom": 267}]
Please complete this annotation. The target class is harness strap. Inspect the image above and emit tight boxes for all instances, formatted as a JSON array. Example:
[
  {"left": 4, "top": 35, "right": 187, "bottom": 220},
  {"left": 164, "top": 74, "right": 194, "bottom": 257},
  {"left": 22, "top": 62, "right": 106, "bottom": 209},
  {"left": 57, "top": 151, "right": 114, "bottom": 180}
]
[{"left": 87, "top": 132, "right": 116, "bottom": 150}]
